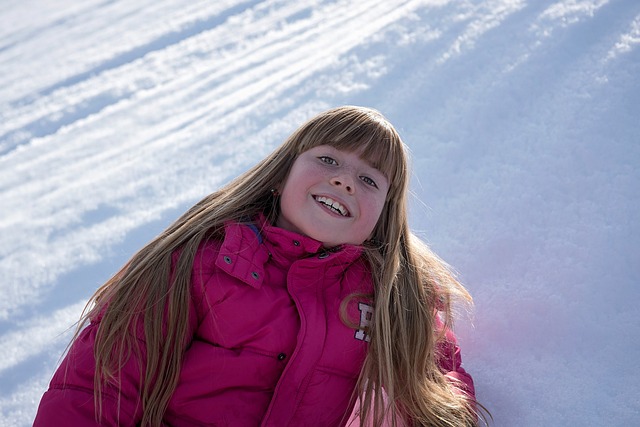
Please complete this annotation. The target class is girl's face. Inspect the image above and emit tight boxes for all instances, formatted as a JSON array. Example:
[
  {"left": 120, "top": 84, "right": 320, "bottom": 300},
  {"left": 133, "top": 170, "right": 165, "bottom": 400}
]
[{"left": 277, "top": 145, "right": 389, "bottom": 247}]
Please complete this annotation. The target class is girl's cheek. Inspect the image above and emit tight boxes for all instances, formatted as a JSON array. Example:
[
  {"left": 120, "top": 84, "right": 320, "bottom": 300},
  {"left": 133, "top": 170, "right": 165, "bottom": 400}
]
[{"left": 311, "top": 162, "right": 331, "bottom": 176}]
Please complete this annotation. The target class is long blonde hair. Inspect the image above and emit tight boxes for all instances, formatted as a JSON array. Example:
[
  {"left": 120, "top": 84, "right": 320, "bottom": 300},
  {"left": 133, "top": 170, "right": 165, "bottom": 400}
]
[{"left": 76, "top": 106, "right": 480, "bottom": 426}]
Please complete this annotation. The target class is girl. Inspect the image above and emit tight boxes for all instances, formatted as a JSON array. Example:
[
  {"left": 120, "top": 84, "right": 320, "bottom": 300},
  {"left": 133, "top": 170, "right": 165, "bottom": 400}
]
[{"left": 34, "top": 106, "right": 481, "bottom": 426}]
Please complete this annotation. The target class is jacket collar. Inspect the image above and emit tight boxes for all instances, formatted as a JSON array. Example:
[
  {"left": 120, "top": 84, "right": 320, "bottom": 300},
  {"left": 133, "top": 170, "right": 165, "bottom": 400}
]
[{"left": 216, "top": 214, "right": 364, "bottom": 289}]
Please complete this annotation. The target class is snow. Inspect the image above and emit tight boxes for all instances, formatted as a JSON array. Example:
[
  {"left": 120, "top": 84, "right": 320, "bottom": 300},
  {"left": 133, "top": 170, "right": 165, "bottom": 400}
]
[{"left": 1, "top": 0, "right": 638, "bottom": 425}]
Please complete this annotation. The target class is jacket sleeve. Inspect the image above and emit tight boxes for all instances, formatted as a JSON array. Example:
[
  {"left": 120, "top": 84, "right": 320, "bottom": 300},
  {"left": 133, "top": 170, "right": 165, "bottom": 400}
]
[
  {"left": 33, "top": 322, "right": 146, "bottom": 426},
  {"left": 347, "top": 320, "right": 475, "bottom": 426},
  {"left": 435, "top": 320, "right": 476, "bottom": 400},
  {"left": 34, "top": 248, "right": 207, "bottom": 426}
]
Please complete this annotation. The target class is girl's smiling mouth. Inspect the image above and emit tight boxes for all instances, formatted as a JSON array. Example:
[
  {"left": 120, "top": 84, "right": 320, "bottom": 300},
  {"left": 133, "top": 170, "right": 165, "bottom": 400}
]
[{"left": 313, "top": 195, "right": 350, "bottom": 217}]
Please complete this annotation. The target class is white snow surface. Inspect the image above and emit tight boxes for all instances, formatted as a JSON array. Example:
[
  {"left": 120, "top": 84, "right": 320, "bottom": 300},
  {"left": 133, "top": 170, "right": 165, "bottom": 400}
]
[{"left": 1, "top": 0, "right": 638, "bottom": 426}]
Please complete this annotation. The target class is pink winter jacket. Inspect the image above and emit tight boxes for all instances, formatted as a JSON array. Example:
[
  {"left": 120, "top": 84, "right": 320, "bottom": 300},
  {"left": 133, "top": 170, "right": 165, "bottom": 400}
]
[{"left": 34, "top": 217, "right": 474, "bottom": 426}]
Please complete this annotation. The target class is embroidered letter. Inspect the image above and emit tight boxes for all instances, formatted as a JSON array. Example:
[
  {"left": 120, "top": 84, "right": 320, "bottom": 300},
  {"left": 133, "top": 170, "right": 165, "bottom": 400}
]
[{"left": 355, "top": 302, "right": 373, "bottom": 342}]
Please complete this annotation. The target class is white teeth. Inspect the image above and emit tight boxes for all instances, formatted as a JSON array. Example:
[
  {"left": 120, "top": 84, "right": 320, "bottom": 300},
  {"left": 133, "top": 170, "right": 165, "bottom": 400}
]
[{"left": 315, "top": 196, "right": 348, "bottom": 216}]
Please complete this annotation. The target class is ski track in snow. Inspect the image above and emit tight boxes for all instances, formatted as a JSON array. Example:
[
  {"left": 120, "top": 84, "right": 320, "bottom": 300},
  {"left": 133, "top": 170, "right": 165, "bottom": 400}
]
[{"left": 1, "top": 0, "right": 639, "bottom": 425}]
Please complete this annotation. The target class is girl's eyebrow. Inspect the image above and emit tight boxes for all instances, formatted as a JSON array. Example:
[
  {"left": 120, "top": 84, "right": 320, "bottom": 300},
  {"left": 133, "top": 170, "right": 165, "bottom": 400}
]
[
  {"left": 362, "top": 158, "right": 387, "bottom": 177},
  {"left": 361, "top": 158, "right": 376, "bottom": 169},
  {"left": 353, "top": 155, "right": 385, "bottom": 177}
]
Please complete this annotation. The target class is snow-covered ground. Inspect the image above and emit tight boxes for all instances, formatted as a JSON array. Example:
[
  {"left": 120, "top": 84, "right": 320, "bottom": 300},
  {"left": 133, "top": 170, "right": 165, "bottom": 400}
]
[{"left": 1, "top": 1, "right": 638, "bottom": 425}]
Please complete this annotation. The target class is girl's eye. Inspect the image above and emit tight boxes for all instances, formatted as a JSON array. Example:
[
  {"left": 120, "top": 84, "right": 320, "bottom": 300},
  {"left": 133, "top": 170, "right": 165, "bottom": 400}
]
[
  {"left": 360, "top": 176, "right": 378, "bottom": 188},
  {"left": 319, "top": 156, "right": 338, "bottom": 165}
]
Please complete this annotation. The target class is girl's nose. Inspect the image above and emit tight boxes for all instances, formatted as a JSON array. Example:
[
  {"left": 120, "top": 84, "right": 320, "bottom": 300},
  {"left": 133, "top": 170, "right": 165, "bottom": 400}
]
[{"left": 330, "top": 175, "right": 355, "bottom": 194}]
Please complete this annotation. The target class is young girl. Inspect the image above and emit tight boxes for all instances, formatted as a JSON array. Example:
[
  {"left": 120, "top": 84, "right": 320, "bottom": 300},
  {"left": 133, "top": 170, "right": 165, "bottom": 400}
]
[{"left": 34, "top": 106, "right": 480, "bottom": 426}]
